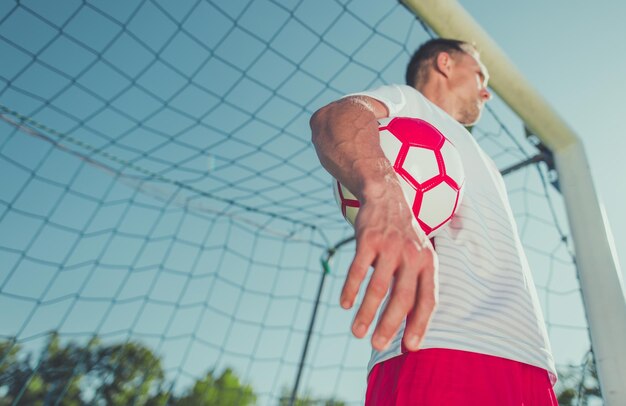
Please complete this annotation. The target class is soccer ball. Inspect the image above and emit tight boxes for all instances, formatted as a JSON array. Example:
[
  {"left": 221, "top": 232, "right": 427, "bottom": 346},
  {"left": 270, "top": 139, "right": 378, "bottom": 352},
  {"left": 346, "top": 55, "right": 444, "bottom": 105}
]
[{"left": 333, "top": 117, "right": 465, "bottom": 237}]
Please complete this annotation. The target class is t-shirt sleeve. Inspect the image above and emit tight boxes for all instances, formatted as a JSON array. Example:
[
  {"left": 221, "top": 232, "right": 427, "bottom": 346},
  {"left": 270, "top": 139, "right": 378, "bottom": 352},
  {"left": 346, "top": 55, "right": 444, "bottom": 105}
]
[{"left": 343, "top": 84, "right": 422, "bottom": 118}]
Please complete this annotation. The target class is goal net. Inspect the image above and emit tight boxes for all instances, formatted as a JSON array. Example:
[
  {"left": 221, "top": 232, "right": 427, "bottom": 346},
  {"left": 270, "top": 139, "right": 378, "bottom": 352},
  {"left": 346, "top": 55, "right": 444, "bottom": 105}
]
[{"left": 0, "top": 0, "right": 601, "bottom": 404}]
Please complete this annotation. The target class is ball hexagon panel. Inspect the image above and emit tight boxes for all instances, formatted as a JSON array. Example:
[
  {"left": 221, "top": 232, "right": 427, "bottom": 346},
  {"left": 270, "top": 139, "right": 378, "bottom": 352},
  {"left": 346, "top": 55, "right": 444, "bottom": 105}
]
[
  {"left": 440, "top": 139, "right": 465, "bottom": 188},
  {"left": 334, "top": 180, "right": 359, "bottom": 225},
  {"left": 399, "top": 146, "right": 440, "bottom": 186},
  {"left": 417, "top": 181, "right": 460, "bottom": 233},
  {"left": 398, "top": 177, "right": 417, "bottom": 212},
  {"left": 379, "top": 128, "right": 402, "bottom": 165}
]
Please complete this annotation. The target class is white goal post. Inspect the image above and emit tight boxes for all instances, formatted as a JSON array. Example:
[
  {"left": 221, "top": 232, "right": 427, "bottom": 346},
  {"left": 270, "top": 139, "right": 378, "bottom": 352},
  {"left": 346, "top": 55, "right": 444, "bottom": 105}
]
[{"left": 401, "top": 0, "right": 626, "bottom": 404}]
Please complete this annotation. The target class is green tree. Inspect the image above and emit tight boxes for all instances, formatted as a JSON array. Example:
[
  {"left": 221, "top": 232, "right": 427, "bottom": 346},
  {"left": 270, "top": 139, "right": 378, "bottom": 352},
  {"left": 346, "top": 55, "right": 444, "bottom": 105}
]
[
  {"left": 0, "top": 334, "right": 166, "bottom": 406},
  {"left": 0, "top": 339, "right": 31, "bottom": 406},
  {"left": 173, "top": 367, "right": 256, "bottom": 406},
  {"left": 0, "top": 333, "right": 85, "bottom": 406},
  {"left": 0, "top": 340, "right": 20, "bottom": 376},
  {"left": 88, "top": 341, "right": 165, "bottom": 405},
  {"left": 555, "top": 359, "right": 601, "bottom": 406},
  {"left": 0, "top": 335, "right": 259, "bottom": 406},
  {"left": 278, "top": 386, "right": 345, "bottom": 406}
]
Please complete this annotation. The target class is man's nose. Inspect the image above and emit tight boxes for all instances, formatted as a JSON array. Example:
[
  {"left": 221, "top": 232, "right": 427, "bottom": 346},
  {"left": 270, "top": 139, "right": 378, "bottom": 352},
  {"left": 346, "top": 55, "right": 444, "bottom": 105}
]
[{"left": 480, "top": 87, "right": 492, "bottom": 102}]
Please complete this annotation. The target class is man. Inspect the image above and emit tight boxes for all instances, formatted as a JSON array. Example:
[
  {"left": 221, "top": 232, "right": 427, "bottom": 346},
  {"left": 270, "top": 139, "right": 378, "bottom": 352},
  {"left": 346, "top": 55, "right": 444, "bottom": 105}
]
[{"left": 310, "top": 39, "right": 558, "bottom": 405}]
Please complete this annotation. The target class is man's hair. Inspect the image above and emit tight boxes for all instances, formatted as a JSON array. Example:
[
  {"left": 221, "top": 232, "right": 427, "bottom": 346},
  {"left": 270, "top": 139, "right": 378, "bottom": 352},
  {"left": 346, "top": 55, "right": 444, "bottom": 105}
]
[{"left": 405, "top": 38, "right": 474, "bottom": 88}]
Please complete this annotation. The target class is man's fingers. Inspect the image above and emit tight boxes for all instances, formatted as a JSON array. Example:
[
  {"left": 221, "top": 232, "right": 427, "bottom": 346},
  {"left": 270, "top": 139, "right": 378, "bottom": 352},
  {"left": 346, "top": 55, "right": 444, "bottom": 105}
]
[
  {"left": 370, "top": 265, "right": 418, "bottom": 351},
  {"left": 403, "top": 251, "right": 438, "bottom": 351},
  {"left": 341, "top": 238, "right": 376, "bottom": 309},
  {"left": 351, "top": 255, "right": 397, "bottom": 339},
  {"left": 341, "top": 206, "right": 437, "bottom": 353}
]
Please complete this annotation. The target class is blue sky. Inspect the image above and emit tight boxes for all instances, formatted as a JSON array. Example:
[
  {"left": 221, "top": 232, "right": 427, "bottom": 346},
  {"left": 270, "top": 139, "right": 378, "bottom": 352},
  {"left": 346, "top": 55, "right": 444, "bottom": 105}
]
[
  {"left": 460, "top": 0, "right": 626, "bottom": 279},
  {"left": 0, "top": 1, "right": 620, "bottom": 404}
]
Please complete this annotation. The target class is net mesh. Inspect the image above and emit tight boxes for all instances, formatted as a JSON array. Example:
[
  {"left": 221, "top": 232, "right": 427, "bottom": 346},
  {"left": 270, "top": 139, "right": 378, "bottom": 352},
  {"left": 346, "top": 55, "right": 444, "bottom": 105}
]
[{"left": 0, "top": 0, "right": 599, "bottom": 404}]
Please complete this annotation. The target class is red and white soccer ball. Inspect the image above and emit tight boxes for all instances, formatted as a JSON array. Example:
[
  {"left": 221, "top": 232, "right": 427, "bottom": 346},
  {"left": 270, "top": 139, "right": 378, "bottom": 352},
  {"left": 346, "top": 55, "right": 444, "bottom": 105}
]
[{"left": 333, "top": 117, "right": 465, "bottom": 238}]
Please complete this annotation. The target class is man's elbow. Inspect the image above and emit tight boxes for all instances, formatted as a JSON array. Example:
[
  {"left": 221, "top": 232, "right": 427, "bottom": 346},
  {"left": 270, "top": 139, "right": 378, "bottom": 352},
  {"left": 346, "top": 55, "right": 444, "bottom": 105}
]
[
  {"left": 310, "top": 96, "right": 377, "bottom": 147},
  {"left": 310, "top": 102, "right": 334, "bottom": 146}
]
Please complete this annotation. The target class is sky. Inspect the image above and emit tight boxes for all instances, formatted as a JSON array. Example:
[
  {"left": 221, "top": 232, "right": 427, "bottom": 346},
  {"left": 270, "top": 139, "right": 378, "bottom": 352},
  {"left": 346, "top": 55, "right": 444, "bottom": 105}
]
[
  {"left": 459, "top": 0, "right": 626, "bottom": 280},
  {"left": 0, "top": 0, "right": 622, "bottom": 405}
]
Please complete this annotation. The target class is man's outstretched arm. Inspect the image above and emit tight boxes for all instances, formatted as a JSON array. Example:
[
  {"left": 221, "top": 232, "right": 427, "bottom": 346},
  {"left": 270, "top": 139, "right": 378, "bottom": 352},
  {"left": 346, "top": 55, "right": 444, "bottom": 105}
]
[{"left": 310, "top": 96, "right": 438, "bottom": 352}]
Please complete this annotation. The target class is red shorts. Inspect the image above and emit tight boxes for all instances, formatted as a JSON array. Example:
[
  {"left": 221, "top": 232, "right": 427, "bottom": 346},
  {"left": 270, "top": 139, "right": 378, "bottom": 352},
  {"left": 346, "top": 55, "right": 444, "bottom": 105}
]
[{"left": 366, "top": 348, "right": 557, "bottom": 406}]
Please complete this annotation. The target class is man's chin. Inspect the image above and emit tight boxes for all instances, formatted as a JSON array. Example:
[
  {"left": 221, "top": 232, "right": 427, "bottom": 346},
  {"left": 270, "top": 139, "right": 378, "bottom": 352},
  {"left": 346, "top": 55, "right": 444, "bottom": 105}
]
[
  {"left": 459, "top": 112, "right": 481, "bottom": 126},
  {"left": 464, "top": 105, "right": 484, "bottom": 126}
]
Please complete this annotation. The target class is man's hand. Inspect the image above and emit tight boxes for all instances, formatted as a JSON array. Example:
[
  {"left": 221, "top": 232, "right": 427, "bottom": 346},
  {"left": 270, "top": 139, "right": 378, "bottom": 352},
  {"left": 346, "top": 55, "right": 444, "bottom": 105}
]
[
  {"left": 309, "top": 95, "right": 438, "bottom": 352},
  {"left": 341, "top": 179, "right": 439, "bottom": 352}
]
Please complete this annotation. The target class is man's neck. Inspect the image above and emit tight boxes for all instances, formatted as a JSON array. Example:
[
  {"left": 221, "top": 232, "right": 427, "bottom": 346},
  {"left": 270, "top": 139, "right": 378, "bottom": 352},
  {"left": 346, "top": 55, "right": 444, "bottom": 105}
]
[{"left": 417, "top": 83, "right": 457, "bottom": 120}]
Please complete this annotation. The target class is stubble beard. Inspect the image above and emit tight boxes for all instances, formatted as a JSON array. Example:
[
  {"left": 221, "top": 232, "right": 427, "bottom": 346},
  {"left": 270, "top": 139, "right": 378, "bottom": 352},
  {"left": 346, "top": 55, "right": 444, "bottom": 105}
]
[{"left": 458, "top": 100, "right": 482, "bottom": 126}]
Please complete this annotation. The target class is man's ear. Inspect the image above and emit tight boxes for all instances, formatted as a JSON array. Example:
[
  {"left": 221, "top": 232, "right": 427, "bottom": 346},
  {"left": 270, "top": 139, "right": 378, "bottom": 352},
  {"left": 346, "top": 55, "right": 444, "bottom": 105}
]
[{"left": 434, "top": 52, "right": 452, "bottom": 79}]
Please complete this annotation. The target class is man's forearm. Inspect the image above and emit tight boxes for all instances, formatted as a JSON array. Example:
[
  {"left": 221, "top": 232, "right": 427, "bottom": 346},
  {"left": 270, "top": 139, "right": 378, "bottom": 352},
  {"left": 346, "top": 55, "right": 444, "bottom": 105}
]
[{"left": 310, "top": 97, "right": 400, "bottom": 202}]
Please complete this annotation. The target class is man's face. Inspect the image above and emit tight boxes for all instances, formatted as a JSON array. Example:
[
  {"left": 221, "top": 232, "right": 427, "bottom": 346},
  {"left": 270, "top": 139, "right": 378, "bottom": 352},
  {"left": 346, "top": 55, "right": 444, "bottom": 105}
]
[{"left": 449, "top": 51, "right": 491, "bottom": 125}]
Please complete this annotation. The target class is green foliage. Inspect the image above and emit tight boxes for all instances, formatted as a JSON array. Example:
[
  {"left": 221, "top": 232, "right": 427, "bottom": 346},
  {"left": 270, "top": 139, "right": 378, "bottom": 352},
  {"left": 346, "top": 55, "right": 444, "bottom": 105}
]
[
  {"left": 278, "top": 386, "right": 346, "bottom": 406},
  {"left": 0, "top": 334, "right": 83, "bottom": 406},
  {"left": 0, "top": 340, "right": 20, "bottom": 375},
  {"left": 0, "top": 333, "right": 257, "bottom": 406},
  {"left": 90, "top": 341, "right": 164, "bottom": 405},
  {"left": 555, "top": 358, "right": 602, "bottom": 406},
  {"left": 175, "top": 368, "right": 256, "bottom": 406},
  {"left": 1, "top": 334, "right": 602, "bottom": 406}
]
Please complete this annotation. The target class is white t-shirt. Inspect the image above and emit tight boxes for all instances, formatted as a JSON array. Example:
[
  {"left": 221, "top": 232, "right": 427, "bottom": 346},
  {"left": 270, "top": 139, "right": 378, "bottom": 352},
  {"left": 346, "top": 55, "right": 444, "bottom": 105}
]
[{"left": 349, "top": 85, "right": 557, "bottom": 386}]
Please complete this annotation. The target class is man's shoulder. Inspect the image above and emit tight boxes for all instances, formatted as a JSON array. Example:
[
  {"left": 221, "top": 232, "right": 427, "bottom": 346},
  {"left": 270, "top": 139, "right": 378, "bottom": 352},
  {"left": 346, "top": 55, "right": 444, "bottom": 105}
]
[
  {"left": 386, "top": 85, "right": 440, "bottom": 111},
  {"left": 366, "top": 84, "right": 424, "bottom": 102},
  {"left": 354, "top": 84, "right": 432, "bottom": 116}
]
